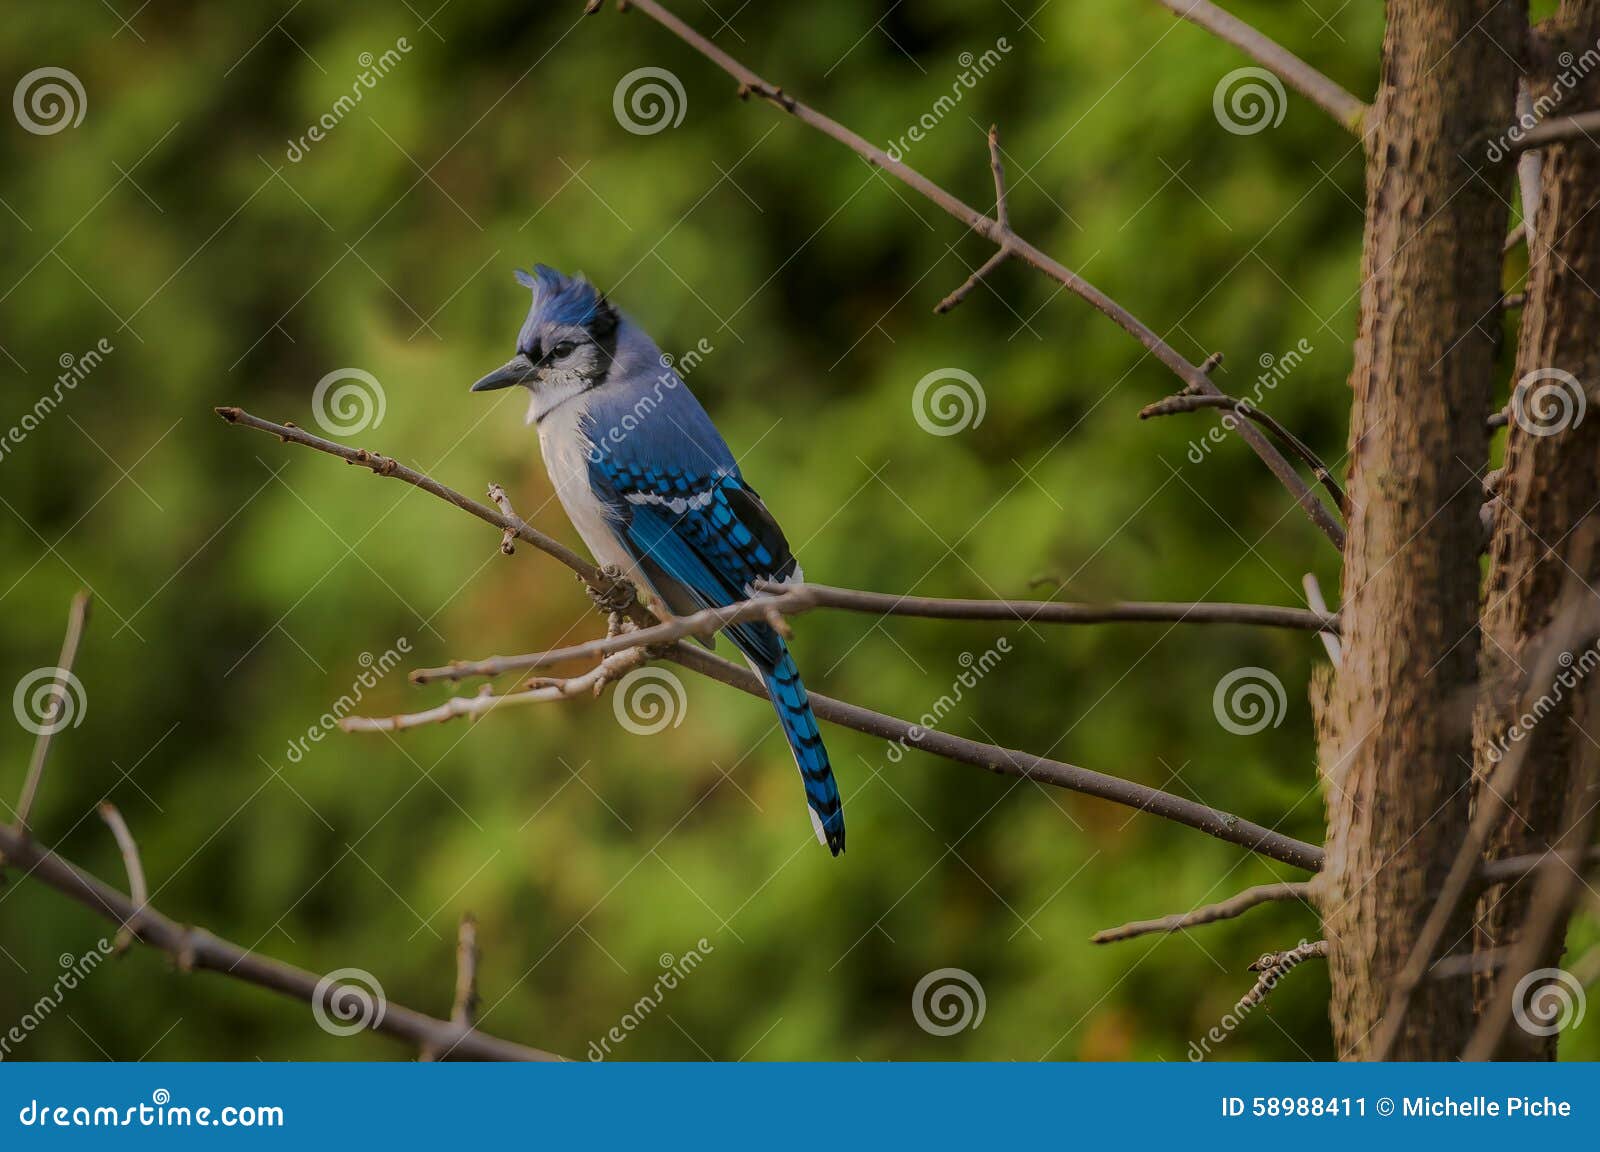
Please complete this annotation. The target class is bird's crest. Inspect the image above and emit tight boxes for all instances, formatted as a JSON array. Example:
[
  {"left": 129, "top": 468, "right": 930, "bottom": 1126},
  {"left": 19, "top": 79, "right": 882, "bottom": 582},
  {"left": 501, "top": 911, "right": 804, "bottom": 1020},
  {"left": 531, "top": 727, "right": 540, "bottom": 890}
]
[{"left": 515, "top": 264, "right": 617, "bottom": 335}]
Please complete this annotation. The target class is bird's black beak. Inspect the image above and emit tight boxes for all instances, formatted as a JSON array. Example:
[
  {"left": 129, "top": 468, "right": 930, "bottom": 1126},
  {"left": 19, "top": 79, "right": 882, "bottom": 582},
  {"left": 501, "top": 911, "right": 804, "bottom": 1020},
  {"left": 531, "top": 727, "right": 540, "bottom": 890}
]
[{"left": 470, "top": 353, "right": 538, "bottom": 392}]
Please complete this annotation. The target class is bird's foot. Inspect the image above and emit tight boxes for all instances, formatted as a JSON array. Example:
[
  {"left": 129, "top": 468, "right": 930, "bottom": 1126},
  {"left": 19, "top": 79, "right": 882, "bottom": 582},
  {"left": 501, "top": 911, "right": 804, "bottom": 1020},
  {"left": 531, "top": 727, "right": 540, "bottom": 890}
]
[{"left": 585, "top": 565, "right": 637, "bottom": 615}]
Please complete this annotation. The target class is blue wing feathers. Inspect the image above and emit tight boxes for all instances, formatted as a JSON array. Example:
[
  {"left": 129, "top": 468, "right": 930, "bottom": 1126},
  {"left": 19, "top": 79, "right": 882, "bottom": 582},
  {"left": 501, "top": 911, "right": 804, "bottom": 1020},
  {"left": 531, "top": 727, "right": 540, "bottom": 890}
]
[{"left": 587, "top": 431, "right": 844, "bottom": 855}]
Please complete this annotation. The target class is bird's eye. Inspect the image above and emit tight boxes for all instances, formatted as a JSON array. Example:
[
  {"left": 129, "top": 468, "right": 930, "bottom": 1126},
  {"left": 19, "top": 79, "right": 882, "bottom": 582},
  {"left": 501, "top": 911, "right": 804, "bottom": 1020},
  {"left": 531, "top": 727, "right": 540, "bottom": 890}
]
[{"left": 551, "top": 341, "right": 577, "bottom": 359}]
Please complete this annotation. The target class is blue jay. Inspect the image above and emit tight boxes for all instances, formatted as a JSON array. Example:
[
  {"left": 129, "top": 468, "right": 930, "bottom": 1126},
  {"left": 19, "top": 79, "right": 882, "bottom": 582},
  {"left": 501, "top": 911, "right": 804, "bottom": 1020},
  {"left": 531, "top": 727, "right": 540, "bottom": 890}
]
[{"left": 471, "top": 265, "right": 844, "bottom": 855}]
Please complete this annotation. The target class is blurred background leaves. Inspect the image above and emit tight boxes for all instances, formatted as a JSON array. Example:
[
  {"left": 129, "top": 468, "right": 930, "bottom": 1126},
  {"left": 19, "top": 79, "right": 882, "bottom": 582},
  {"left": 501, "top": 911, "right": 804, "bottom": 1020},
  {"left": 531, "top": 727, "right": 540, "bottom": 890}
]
[{"left": 2, "top": 0, "right": 1590, "bottom": 1062}]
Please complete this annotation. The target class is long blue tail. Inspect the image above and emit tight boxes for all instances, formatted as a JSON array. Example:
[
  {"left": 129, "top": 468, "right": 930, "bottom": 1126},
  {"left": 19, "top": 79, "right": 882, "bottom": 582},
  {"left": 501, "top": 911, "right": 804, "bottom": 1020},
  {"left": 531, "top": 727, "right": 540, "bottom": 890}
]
[{"left": 761, "top": 647, "right": 845, "bottom": 856}]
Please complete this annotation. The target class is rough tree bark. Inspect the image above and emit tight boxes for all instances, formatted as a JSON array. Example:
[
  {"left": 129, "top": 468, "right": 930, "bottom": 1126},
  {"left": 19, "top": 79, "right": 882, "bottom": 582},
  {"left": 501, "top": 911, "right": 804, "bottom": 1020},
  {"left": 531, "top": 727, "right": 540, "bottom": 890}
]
[
  {"left": 1472, "top": 0, "right": 1600, "bottom": 1059},
  {"left": 1317, "top": 0, "right": 1525, "bottom": 1060}
]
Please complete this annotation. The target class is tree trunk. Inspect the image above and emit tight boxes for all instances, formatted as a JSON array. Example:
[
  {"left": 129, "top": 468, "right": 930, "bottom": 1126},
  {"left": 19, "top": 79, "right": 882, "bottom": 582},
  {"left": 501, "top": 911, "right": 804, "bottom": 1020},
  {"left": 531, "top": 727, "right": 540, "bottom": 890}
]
[
  {"left": 1472, "top": 0, "right": 1600, "bottom": 1059},
  {"left": 1317, "top": 0, "right": 1524, "bottom": 1060}
]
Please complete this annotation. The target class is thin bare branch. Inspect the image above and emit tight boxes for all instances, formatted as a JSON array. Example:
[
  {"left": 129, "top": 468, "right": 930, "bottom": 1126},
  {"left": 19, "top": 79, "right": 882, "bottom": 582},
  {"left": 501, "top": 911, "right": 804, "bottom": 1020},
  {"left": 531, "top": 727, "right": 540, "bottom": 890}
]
[
  {"left": 412, "top": 581, "right": 1336, "bottom": 686},
  {"left": 665, "top": 643, "right": 1325, "bottom": 870},
  {"left": 215, "top": 407, "right": 647, "bottom": 624},
  {"left": 229, "top": 411, "right": 1324, "bottom": 870},
  {"left": 1505, "top": 108, "right": 1600, "bottom": 155},
  {"left": 422, "top": 913, "right": 481, "bottom": 1061},
  {"left": 16, "top": 590, "right": 92, "bottom": 835},
  {"left": 96, "top": 802, "right": 148, "bottom": 955},
  {"left": 1140, "top": 392, "right": 1347, "bottom": 515},
  {"left": 935, "top": 248, "right": 1010, "bottom": 315},
  {"left": 1238, "top": 940, "right": 1328, "bottom": 1011},
  {"left": 1154, "top": 1, "right": 1369, "bottom": 132},
  {"left": 987, "top": 123, "right": 1010, "bottom": 231},
  {"left": 1302, "top": 574, "right": 1342, "bottom": 666},
  {"left": 1092, "top": 881, "right": 1312, "bottom": 943},
  {"left": 937, "top": 125, "right": 1015, "bottom": 313},
  {"left": 487, "top": 483, "right": 519, "bottom": 556},
  {"left": 606, "top": 0, "right": 1345, "bottom": 550},
  {"left": 346, "top": 648, "right": 648, "bottom": 732},
  {"left": 0, "top": 823, "right": 560, "bottom": 1061}
]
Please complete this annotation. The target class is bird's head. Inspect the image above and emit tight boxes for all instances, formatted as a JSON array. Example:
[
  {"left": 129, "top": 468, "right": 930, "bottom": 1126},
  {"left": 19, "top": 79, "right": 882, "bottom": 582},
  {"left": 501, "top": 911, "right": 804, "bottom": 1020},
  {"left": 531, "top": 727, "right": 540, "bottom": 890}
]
[{"left": 470, "top": 264, "right": 620, "bottom": 417}]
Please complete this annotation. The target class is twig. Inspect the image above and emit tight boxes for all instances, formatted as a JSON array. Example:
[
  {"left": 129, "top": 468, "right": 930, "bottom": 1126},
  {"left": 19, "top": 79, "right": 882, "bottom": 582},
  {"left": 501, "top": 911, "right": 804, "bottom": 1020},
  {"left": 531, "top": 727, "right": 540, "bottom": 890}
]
[
  {"left": 1476, "top": 844, "right": 1600, "bottom": 887},
  {"left": 1140, "top": 392, "right": 1347, "bottom": 515},
  {"left": 96, "top": 802, "right": 148, "bottom": 955},
  {"left": 422, "top": 914, "right": 481, "bottom": 1061},
  {"left": 1499, "top": 292, "right": 1526, "bottom": 312},
  {"left": 0, "top": 823, "right": 561, "bottom": 1061},
  {"left": 1372, "top": 590, "right": 1600, "bottom": 1059},
  {"left": 215, "top": 408, "right": 647, "bottom": 625},
  {"left": 1302, "top": 574, "right": 1342, "bottom": 667},
  {"left": 15, "top": 590, "right": 92, "bottom": 835},
  {"left": 665, "top": 643, "right": 1325, "bottom": 870},
  {"left": 935, "top": 126, "right": 1013, "bottom": 314},
  {"left": 607, "top": 0, "right": 1345, "bottom": 550},
  {"left": 1515, "top": 82, "right": 1544, "bottom": 257},
  {"left": 227, "top": 414, "right": 1323, "bottom": 870},
  {"left": 411, "top": 582, "right": 1336, "bottom": 685},
  {"left": 1237, "top": 940, "right": 1328, "bottom": 1011},
  {"left": 1092, "top": 881, "right": 1312, "bottom": 943},
  {"left": 487, "top": 483, "right": 519, "bottom": 556},
  {"left": 1154, "top": 0, "right": 1368, "bottom": 132},
  {"left": 1504, "top": 109, "right": 1600, "bottom": 155},
  {"left": 346, "top": 648, "right": 648, "bottom": 732}
]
